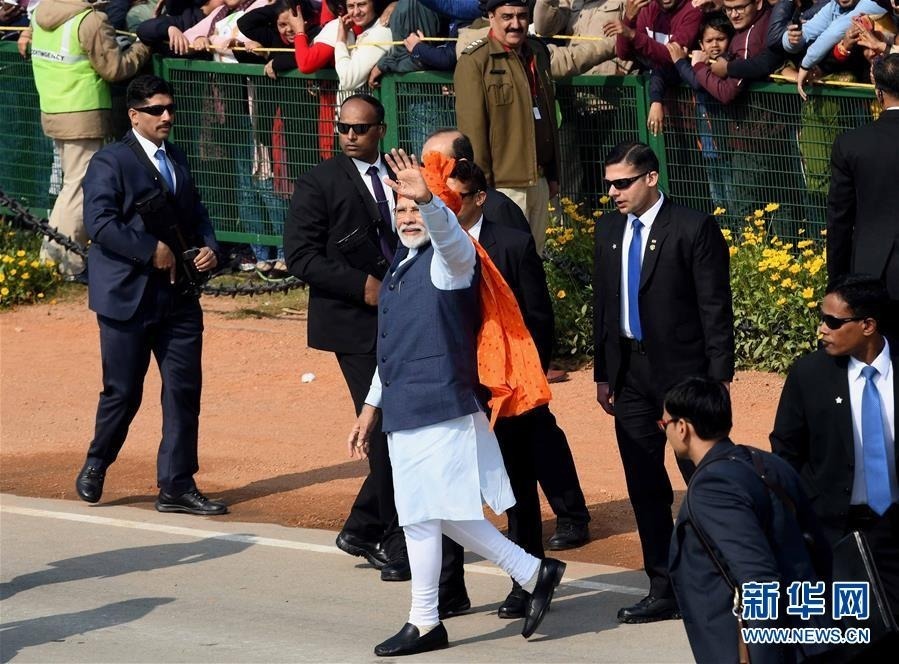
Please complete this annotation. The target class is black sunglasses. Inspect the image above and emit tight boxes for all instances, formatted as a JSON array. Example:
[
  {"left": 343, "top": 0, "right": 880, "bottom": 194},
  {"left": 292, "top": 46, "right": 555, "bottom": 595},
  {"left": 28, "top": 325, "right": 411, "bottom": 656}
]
[
  {"left": 820, "top": 313, "right": 866, "bottom": 330},
  {"left": 603, "top": 172, "right": 650, "bottom": 190},
  {"left": 336, "top": 122, "right": 382, "bottom": 135},
  {"left": 134, "top": 103, "right": 176, "bottom": 116}
]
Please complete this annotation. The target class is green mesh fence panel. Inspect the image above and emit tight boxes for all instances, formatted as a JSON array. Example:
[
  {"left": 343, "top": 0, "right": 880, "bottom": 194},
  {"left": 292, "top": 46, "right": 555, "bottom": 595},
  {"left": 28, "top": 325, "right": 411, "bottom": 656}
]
[
  {"left": 0, "top": 42, "right": 54, "bottom": 214},
  {"left": 3, "top": 52, "right": 877, "bottom": 248},
  {"left": 656, "top": 82, "right": 875, "bottom": 242}
]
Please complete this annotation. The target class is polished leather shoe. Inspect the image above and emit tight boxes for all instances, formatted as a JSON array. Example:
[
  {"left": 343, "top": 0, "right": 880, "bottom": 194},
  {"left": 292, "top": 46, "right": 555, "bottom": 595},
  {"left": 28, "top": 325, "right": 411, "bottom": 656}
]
[
  {"left": 617, "top": 595, "right": 680, "bottom": 624},
  {"left": 438, "top": 590, "right": 471, "bottom": 619},
  {"left": 498, "top": 584, "right": 528, "bottom": 619},
  {"left": 547, "top": 521, "right": 590, "bottom": 551},
  {"left": 335, "top": 531, "right": 388, "bottom": 569},
  {"left": 374, "top": 622, "right": 448, "bottom": 657},
  {"left": 75, "top": 463, "right": 105, "bottom": 503},
  {"left": 522, "top": 558, "right": 566, "bottom": 638},
  {"left": 155, "top": 488, "right": 228, "bottom": 516},
  {"left": 380, "top": 557, "right": 411, "bottom": 582}
]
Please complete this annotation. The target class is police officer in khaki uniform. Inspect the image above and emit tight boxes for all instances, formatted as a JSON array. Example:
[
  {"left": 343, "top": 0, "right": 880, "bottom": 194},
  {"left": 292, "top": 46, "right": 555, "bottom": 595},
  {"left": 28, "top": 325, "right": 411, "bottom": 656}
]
[{"left": 453, "top": 0, "right": 560, "bottom": 256}]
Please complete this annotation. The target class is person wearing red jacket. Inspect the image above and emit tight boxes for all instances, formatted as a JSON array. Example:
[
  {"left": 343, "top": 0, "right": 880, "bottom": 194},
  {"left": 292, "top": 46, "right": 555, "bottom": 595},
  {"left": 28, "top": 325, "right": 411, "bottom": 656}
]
[{"left": 603, "top": 0, "right": 702, "bottom": 70}]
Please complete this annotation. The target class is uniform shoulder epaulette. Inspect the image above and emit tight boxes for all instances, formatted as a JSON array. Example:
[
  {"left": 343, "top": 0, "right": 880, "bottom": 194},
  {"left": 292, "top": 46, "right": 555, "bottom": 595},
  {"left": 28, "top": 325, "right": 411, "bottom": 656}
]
[{"left": 462, "top": 38, "right": 487, "bottom": 55}]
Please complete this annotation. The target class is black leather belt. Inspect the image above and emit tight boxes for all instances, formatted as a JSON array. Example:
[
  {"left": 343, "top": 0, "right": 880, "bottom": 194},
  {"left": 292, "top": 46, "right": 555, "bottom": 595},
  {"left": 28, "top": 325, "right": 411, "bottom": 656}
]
[{"left": 619, "top": 336, "right": 647, "bottom": 354}]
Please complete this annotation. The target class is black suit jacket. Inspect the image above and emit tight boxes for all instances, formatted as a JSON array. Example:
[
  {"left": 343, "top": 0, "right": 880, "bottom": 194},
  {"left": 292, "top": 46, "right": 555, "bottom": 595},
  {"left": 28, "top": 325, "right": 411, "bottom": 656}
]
[
  {"left": 770, "top": 347, "right": 899, "bottom": 542},
  {"left": 284, "top": 154, "right": 396, "bottom": 354},
  {"left": 827, "top": 110, "right": 899, "bottom": 296},
  {"left": 592, "top": 196, "right": 734, "bottom": 395},
  {"left": 478, "top": 219, "right": 554, "bottom": 370},
  {"left": 670, "top": 440, "right": 832, "bottom": 664},
  {"left": 82, "top": 131, "right": 219, "bottom": 321},
  {"left": 483, "top": 188, "right": 532, "bottom": 235}
]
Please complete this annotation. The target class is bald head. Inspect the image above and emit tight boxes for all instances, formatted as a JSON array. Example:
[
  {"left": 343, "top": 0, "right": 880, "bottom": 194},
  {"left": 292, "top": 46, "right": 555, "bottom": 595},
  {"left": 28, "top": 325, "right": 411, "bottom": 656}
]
[{"left": 422, "top": 129, "right": 473, "bottom": 161}]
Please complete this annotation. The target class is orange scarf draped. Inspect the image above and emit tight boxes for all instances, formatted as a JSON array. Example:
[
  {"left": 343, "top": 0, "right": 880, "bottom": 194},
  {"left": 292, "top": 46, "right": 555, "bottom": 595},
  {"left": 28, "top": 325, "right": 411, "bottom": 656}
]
[{"left": 421, "top": 152, "right": 551, "bottom": 426}]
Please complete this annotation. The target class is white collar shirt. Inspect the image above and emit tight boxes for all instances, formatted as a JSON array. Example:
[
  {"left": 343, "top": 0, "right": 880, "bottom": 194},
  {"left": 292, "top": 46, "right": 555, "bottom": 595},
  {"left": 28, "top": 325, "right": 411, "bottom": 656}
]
[
  {"left": 352, "top": 156, "right": 395, "bottom": 230},
  {"left": 847, "top": 340, "right": 899, "bottom": 507},
  {"left": 620, "top": 193, "right": 664, "bottom": 338},
  {"left": 133, "top": 129, "right": 177, "bottom": 192}
]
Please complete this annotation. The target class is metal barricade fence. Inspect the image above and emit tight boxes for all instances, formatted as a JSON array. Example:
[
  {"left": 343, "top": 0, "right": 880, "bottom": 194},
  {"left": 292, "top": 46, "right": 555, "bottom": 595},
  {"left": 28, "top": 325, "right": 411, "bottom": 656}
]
[{"left": 2, "top": 44, "right": 877, "bottom": 247}]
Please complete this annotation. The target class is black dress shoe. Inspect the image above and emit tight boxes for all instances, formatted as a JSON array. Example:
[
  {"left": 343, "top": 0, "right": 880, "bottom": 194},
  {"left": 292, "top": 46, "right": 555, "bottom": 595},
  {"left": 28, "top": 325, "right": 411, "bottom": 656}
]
[
  {"left": 617, "top": 595, "right": 680, "bottom": 624},
  {"left": 438, "top": 590, "right": 471, "bottom": 619},
  {"left": 374, "top": 622, "right": 448, "bottom": 657},
  {"left": 547, "top": 521, "right": 590, "bottom": 551},
  {"left": 522, "top": 558, "right": 566, "bottom": 638},
  {"left": 380, "top": 557, "right": 411, "bottom": 582},
  {"left": 498, "top": 584, "right": 528, "bottom": 619},
  {"left": 335, "top": 530, "right": 388, "bottom": 569},
  {"left": 75, "top": 463, "right": 105, "bottom": 503},
  {"left": 155, "top": 488, "right": 228, "bottom": 516}
]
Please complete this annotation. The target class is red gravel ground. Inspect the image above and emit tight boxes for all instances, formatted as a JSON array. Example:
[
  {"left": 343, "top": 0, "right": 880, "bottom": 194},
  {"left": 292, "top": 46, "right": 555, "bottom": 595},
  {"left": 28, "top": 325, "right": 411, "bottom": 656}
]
[{"left": 0, "top": 291, "right": 785, "bottom": 569}]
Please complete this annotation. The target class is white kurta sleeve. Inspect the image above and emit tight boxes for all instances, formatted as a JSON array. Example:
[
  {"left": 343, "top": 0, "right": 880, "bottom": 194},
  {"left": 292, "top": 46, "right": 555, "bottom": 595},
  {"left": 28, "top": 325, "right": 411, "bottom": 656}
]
[
  {"left": 364, "top": 366, "right": 383, "bottom": 408},
  {"left": 418, "top": 195, "right": 476, "bottom": 291}
]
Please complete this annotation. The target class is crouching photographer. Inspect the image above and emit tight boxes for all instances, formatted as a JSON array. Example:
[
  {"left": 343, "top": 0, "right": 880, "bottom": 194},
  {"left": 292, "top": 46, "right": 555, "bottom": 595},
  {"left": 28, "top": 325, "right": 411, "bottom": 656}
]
[{"left": 75, "top": 74, "right": 228, "bottom": 517}]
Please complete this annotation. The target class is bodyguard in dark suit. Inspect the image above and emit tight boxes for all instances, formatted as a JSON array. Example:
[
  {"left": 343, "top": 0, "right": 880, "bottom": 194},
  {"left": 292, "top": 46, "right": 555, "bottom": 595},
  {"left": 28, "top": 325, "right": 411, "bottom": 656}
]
[
  {"left": 771, "top": 275, "right": 899, "bottom": 619},
  {"left": 593, "top": 141, "right": 734, "bottom": 623},
  {"left": 665, "top": 377, "right": 832, "bottom": 664},
  {"left": 423, "top": 128, "right": 592, "bottom": 549},
  {"left": 75, "top": 75, "right": 226, "bottom": 516},
  {"left": 283, "top": 93, "right": 408, "bottom": 580},
  {"left": 827, "top": 55, "right": 899, "bottom": 313}
]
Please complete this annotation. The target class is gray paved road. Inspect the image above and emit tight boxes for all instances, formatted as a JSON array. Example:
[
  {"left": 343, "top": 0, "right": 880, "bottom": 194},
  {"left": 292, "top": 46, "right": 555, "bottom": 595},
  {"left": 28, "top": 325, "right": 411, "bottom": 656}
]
[{"left": 0, "top": 494, "right": 693, "bottom": 663}]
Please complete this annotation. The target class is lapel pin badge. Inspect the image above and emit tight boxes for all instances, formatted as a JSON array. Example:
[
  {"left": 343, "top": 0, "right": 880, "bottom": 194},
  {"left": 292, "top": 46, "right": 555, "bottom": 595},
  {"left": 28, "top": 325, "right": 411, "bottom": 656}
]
[
  {"left": 612, "top": 244, "right": 617, "bottom": 250},
  {"left": 835, "top": 396, "right": 843, "bottom": 404}
]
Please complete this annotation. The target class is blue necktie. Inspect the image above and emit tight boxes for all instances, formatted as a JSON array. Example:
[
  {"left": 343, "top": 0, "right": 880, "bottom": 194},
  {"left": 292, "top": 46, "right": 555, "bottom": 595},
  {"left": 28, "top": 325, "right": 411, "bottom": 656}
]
[
  {"left": 860, "top": 365, "right": 893, "bottom": 515},
  {"left": 155, "top": 148, "right": 175, "bottom": 192},
  {"left": 366, "top": 165, "right": 395, "bottom": 263},
  {"left": 627, "top": 218, "right": 644, "bottom": 341}
]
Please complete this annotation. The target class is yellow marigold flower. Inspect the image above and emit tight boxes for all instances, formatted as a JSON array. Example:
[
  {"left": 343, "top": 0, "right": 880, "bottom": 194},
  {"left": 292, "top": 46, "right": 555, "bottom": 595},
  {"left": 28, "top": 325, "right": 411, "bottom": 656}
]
[
  {"left": 754, "top": 219, "right": 765, "bottom": 228},
  {"left": 593, "top": 210, "right": 603, "bottom": 218},
  {"left": 769, "top": 285, "right": 776, "bottom": 293},
  {"left": 754, "top": 209, "right": 764, "bottom": 219},
  {"left": 820, "top": 229, "right": 827, "bottom": 237},
  {"left": 798, "top": 228, "right": 806, "bottom": 235},
  {"left": 599, "top": 195, "right": 610, "bottom": 205},
  {"left": 9, "top": 269, "right": 16, "bottom": 276},
  {"left": 776, "top": 297, "right": 787, "bottom": 306},
  {"left": 729, "top": 246, "right": 738, "bottom": 257},
  {"left": 807, "top": 301, "right": 817, "bottom": 308},
  {"left": 713, "top": 207, "right": 727, "bottom": 216},
  {"left": 802, "top": 287, "right": 814, "bottom": 299},
  {"left": 789, "top": 264, "right": 801, "bottom": 274},
  {"left": 30, "top": 260, "right": 40, "bottom": 268},
  {"left": 0, "top": 274, "right": 4, "bottom": 283},
  {"left": 803, "top": 249, "right": 814, "bottom": 257},
  {"left": 764, "top": 203, "right": 780, "bottom": 213},
  {"left": 797, "top": 240, "right": 813, "bottom": 249},
  {"left": 560, "top": 196, "right": 574, "bottom": 205},
  {"left": 0, "top": 287, "right": 8, "bottom": 296},
  {"left": 2, "top": 256, "right": 12, "bottom": 263},
  {"left": 22, "top": 273, "right": 30, "bottom": 280},
  {"left": 16, "top": 250, "right": 25, "bottom": 257},
  {"left": 45, "top": 260, "right": 55, "bottom": 267},
  {"left": 557, "top": 290, "right": 566, "bottom": 299},
  {"left": 720, "top": 228, "right": 732, "bottom": 239},
  {"left": 781, "top": 278, "right": 793, "bottom": 289},
  {"left": 37, "top": 293, "right": 44, "bottom": 299},
  {"left": 18, "top": 259, "right": 26, "bottom": 266}
]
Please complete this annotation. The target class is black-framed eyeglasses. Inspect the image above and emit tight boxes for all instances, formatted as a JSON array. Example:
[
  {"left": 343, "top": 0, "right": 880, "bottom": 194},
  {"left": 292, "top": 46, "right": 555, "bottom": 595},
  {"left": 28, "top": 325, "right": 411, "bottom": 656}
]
[
  {"left": 336, "top": 122, "right": 382, "bottom": 135},
  {"left": 723, "top": 1, "right": 754, "bottom": 15},
  {"left": 657, "top": 417, "right": 679, "bottom": 431},
  {"left": 134, "top": 104, "right": 176, "bottom": 116},
  {"left": 820, "top": 313, "right": 866, "bottom": 330},
  {"left": 604, "top": 172, "right": 650, "bottom": 191}
]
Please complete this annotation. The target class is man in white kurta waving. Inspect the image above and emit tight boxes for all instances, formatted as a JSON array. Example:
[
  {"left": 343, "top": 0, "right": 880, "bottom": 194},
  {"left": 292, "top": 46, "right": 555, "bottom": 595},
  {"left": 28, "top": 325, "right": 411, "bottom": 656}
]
[{"left": 348, "top": 149, "right": 566, "bottom": 657}]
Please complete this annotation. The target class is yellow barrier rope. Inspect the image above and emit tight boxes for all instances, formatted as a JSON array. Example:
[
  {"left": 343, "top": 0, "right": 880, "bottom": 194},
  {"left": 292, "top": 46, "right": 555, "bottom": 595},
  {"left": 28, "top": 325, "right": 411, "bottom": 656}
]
[{"left": 769, "top": 73, "right": 874, "bottom": 90}]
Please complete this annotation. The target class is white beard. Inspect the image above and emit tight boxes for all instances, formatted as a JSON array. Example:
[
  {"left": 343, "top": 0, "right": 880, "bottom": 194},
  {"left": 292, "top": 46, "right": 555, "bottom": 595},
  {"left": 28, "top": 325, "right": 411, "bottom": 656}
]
[{"left": 398, "top": 227, "right": 430, "bottom": 249}]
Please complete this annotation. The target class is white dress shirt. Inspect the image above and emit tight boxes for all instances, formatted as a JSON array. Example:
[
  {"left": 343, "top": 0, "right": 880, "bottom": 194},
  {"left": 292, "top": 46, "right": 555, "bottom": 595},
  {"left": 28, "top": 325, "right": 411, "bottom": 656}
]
[
  {"left": 364, "top": 197, "right": 513, "bottom": 526},
  {"left": 847, "top": 340, "right": 899, "bottom": 506},
  {"left": 133, "top": 128, "right": 177, "bottom": 192},
  {"left": 620, "top": 192, "right": 664, "bottom": 338},
  {"left": 352, "top": 156, "right": 395, "bottom": 231}
]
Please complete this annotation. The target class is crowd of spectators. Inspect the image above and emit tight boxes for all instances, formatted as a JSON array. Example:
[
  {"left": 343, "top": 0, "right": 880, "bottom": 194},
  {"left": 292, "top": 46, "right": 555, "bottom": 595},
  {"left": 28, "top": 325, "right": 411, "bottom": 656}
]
[{"left": 5, "top": 0, "right": 898, "bottom": 267}]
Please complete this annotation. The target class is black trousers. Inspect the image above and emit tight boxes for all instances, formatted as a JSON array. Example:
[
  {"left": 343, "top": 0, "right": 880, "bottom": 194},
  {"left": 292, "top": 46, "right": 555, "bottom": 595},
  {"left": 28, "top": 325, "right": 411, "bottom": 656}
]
[
  {"left": 531, "top": 405, "right": 590, "bottom": 525},
  {"left": 440, "top": 409, "right": 550, "bottom": 597},
  {"left": 87, "top": 283, "right": 203, "bottom": 495},
  {"left": 335, "top": 352, "right": 405, "bottom": 559},
  {"left": 613, "top": 347, "right": 693, "bottom": 599}
]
